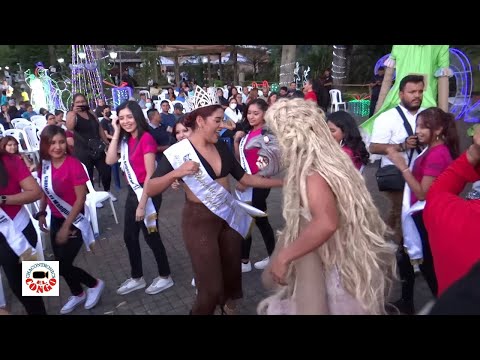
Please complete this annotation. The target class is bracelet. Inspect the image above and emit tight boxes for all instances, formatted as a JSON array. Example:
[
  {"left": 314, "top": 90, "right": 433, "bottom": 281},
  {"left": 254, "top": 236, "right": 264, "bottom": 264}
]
[
  {"left": 401, "top": 168, "right": 410, "bottom": 173},
  {"left": 33, "top": 211, "right": 47, "bottom": 220}
]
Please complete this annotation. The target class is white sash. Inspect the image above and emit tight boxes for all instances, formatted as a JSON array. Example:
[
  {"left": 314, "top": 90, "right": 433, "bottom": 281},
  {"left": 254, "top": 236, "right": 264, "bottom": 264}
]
[
  {"left": 0, "top": 206, "right": 35, "bottom": 258},
  {"left": 164, "top": 139, "right": 253, "bottom": 238},
  {"left": 235, "top": 134, "right": 253, "bottom": 202},
  {"left": 120, "top": 140, "right": 158, "bottom": 233},
  {"left": 401, "top": 147, "right": 428, "bottom": 263},
  {"left": 42, "top": 160, "right": 95, "bottom": 251}
]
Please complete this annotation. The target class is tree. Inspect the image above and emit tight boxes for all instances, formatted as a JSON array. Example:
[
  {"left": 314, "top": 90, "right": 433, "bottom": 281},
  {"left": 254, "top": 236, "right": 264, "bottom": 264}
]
[
  {"left": 332, "top": 45, "right": 348, "bottom": 86},
  {"left": 280, "top": 45, "right": 296, "bottom": 86}
]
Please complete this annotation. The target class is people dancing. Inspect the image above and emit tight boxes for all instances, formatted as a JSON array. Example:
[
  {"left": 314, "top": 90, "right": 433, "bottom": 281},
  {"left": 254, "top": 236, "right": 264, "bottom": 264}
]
[
  {"left": 234, "top": 99, "right": 277, "bottom": 272},
  {"left": 0, "top": 148, "right": 46, "bottom": 315},
  {"left": 37, "top": 125, "right": 104, "bottom": 314},
  {"left": 105, "top": 101, "right": 173, "bottom": 296},
  {"left": 147, "top": 88, "right": 282, "bottom": 315},
  {"left": 257, "top": 98, "right": 396, "bottom": 315}
]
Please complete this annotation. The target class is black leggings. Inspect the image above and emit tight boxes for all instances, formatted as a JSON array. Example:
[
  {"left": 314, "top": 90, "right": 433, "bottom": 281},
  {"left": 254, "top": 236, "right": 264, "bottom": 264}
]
[
  {"left": 397, "top": 211, "right": 438, "bottom": 304},
  {"left": 241, "top": 188, "right": 276, "bottom": 260},
  {"left": 0, "top": 221, "right": 47, "bottom": 315},
  {"left": 124, "top": 187, "right": 171, "bottom": 279},
  {"left": 50, "top": 216, "right": 97, "bottom": 296}
]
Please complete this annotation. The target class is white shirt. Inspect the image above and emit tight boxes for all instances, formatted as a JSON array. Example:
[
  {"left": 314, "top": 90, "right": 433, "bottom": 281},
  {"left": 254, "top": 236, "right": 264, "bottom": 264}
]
[{"left": 370, "top": 105, "right": 424, "bottom": 167}]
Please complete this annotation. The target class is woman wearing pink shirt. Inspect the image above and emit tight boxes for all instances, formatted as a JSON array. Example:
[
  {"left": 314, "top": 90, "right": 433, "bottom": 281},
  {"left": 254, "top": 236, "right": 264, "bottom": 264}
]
[
  {"left": 37, "top": 125, "right": 104, "bottom": 314},
  {"left": 0, "top": 150, "right": 45, "bottom": 315},
  {"left": 234, "top": 99, "right": 276, "bottom": 272},
  {"left": 386, "top": 107, "right": 459, "bottom": 314},
  {"left": 106, "top": 101, "right": 173, "bottom": 297}
]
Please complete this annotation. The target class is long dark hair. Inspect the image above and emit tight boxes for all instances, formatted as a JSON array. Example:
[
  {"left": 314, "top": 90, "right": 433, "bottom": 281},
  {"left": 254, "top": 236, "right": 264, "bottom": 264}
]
[
  {"left": 116, "top": 101, "right": 150, "bottom": 141},
  {"left": 327, "top": 111, "right": 370, "bottom": 165},
  {"left": 0, "top": 146, "right": 8, "bottom": 187},
  {"left": 417, "top": 107, "right": 460, "bottom": 159},
  {"left": 240, "top": 98, "right": 268, "bottom": 132}
]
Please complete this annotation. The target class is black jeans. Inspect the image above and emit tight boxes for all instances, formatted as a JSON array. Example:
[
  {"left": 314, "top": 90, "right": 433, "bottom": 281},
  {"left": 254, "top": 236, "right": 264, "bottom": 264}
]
[
  {"left": 75, "top": 150, "right": 112, "bottom": 192},
  {"left": 50, "top": 216, "right": 97, "bottom": 296},
  {"left": 124, "top": 187, "right": 171, "bottom": 279},
  {"left": 0, "top": 221, "right": 47, "bottom": 315},
  {"left": 397, "top": 211, "right": 438, "bottom": 304},
  {"left": 242, "top": 188, "right": 276, "bottom": 260}
]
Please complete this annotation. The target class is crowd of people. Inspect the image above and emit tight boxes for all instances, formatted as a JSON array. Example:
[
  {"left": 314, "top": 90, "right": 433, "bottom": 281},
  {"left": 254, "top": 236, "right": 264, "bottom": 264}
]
[{"left": 1, "top": 74, "right": 479, "bottom": 315}]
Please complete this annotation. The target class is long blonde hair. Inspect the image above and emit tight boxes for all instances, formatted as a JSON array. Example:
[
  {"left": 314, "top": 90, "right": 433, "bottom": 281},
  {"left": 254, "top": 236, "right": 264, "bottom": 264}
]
[{"left": 263, "top": 99, "right": 396, "bottom": 314}]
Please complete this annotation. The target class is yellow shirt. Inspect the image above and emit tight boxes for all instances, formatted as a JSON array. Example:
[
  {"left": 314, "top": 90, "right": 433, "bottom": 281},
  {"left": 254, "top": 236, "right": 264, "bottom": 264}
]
[{"left": 21, "top": 91, "right": 29, "bottom": 102}]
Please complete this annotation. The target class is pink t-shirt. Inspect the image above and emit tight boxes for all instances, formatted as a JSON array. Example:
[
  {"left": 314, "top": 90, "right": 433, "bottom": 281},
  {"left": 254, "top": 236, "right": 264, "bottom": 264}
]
[
  {"left": 342, "top": 146, "right": 363, "bottom": 170},
  {"left": 0, "top": 154, "right": 32, "bottom": 219},
  {"left": 39, "top": 155, "right": 89, "bottom": 218},
  {"left": 411, "top": 144, "right": 453, "bottom": 205},
  {"left": 126, "top": 132, "right": 157, "bottom": 184},
  {"left": 243, "top": 128, "right": 262, "bottom": 175}
]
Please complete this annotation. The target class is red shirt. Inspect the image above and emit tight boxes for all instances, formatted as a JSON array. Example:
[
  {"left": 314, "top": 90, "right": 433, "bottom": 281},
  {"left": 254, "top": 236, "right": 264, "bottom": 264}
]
[
  {"left": 304, "top": 91, "right": 318, "bottom": 103},
  {"left": 39, "top": 155, "right": 88, "bottom": 218},
  {"left": 411, "top": 145, "right": 452, "bottom": 205},
  {"left": 243, "top": 129, "right": 262, "bottom": 175},
  {"left": 424, "top": 152, "right": 480, "bottom": 295},
  {"left": 0, "top": 154, "right": 32, "bottom": 219},
  {"left": 127, "top": 132, "right": 157, "bottom": 184}
]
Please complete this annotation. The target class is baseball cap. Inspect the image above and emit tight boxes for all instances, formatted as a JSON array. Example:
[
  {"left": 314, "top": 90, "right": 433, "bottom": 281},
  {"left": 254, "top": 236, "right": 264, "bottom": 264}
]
[{"left": 174, "top": 103, "right": 183, "bottom": 110}]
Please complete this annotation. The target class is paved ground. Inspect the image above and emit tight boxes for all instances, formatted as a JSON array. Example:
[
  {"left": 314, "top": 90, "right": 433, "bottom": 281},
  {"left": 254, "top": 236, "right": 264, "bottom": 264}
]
[{"left": 3, "top": 161, "right": 437, "bottom": 316}]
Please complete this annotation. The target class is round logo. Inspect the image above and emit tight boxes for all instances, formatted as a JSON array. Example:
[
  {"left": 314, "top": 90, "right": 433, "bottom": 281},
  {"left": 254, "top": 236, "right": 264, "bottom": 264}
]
[{"left": 25, "top": 262, "right": 58, "bottom": 294}]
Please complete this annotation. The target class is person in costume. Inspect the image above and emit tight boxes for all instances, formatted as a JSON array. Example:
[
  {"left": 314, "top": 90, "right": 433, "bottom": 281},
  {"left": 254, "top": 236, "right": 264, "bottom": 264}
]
[
  {"left": 0, "top": 149, "right": 46, "bottom": 315},
  {"left": 146, "top": 86, "right": 283, "bottom": 315},
  {"left": 362, "top": 45, "right": 451, "bottom": 135},
  {"left": 105, "top": 101, "right": 174, "bottom": 296},
  {"left": 37, "top": 125, "right": 104, "bottom": 314},
  {"left": 257, "top": 98, "right": 396, "bottom": 315}
]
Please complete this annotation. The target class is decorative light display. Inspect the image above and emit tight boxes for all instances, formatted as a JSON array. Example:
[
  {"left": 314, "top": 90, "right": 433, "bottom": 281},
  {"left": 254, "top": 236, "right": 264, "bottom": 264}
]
[
  {"left": 279, "top": 61, "right": 296, "bottom": 87},
  {"left": 348, "top": 94, "right": 371, "bottom": 117},
  {"left": 25, "top": 62, "right": 71, "bottom": 113},
  {"left": 112, "top": 87, "right": 133, "bottom": 108},
  {"left": 70, "top": 45, "right": 105, "bottom": 110},
  {"left": 332, "top": 45, "right": 347, "bottom": 80}
]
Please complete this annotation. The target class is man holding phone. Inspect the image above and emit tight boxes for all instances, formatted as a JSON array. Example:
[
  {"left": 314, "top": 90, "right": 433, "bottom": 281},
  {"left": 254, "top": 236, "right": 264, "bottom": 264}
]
[
  {"left": 369, "top": 75, "right": 425, "bottom": 245},
  {"left": 369, "top": 75, "right": 425, "bottom": 314}
]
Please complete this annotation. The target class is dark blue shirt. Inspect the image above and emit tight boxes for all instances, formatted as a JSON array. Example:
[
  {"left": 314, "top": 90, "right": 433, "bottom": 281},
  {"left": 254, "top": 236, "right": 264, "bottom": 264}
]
[
  {"left": 149, "top": 124, "right": 172, "bottom": 162},
  {"left": 160, "top": 113, "right": 176, "bottom": 129}
]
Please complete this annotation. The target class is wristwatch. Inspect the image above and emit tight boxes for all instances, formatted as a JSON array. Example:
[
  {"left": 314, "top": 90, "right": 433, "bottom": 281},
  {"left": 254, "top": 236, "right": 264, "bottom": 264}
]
[{"left": 0, "top": 195, "right": 7, "bottom": 205}]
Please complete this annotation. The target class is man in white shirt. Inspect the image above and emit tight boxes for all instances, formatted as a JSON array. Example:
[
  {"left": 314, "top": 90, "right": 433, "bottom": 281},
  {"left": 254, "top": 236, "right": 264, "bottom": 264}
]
[
  {"left": 370, "top": 74, "right": 425, "bottom": 243},
  {"left": 369, "top": 74, "right": 425, "bottom": 314}
]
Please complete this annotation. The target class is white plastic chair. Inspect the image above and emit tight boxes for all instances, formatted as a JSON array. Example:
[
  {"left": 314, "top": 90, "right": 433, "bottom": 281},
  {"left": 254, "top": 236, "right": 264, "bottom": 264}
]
[
  {"left": 81, "top": 164, "right": 118, "bottom": 238},
  {"left": 30, "top": 115, "right": 47, "bottom": 131},
  {"left": 11, "top": 118, "right": 32, "bottom": 130},
  {"left": 0, "top": 123, "right": 4, "bottom": 136},
  {"left": 139, "top": 90, "right": 151, "bottom": 99},
  {"left": 23, "top": 125, "right": 40, "bottom": 162},
  {"left": 329, "top": 89, "right": 347, "bottom": 112},
  {"left": 4, "top": 129, "right": 33, "bottom": 153}
]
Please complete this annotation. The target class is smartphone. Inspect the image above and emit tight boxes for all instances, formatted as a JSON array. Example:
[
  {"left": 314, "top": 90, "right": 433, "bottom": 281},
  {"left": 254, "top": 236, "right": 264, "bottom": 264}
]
[{"left": 79, "top": 105, "right": 90, "bottom": 112}]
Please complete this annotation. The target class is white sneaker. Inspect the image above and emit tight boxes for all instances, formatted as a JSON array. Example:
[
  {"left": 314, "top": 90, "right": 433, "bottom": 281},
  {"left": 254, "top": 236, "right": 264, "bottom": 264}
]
[
  {"left": 85, "top": 279, "right": 105, "bottom": 310},
  {"left": 254, "top": 257, "right": 270, "bottom": 270},
  {"left": 145, "top": 276, "right": 174, "bottom": 295},
  {"left": 116, "top": 277, "right": 146, "bottom": 295},
  {"left": 108, "top": 192, "right": 117, "bottom": 202},
  {"left": 60, "top": 293, "right": 86, "bottom": 314},
  {"left": 96, "top": 202, "right": 104, "bottom": 208},
  {"left": 242, "top": 261, "right": 252, "bottom": 273},
  {"left": 191, "top": 278, "right": 196, "bottom": 287}
]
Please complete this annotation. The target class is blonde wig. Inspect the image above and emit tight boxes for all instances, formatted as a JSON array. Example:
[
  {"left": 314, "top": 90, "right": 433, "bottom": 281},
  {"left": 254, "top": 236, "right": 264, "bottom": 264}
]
[{"left": 260, "top": 98, "right": 397, "bottom": 314}]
